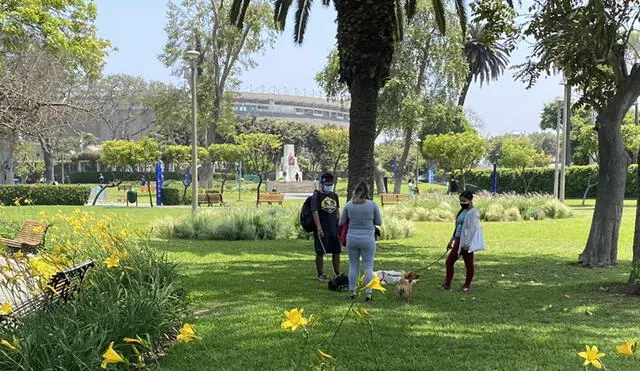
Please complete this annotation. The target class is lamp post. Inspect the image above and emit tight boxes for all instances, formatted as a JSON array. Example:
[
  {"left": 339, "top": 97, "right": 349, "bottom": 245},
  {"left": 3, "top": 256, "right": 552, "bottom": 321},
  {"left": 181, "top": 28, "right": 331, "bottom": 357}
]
[
  {"left": 184, "top": 50, "right": 200, "bottom": 215},
  {"left": 559, "top": 76, "right": 571, "bottom": 202},
  {"left": 554, "top": 103, "right": 561, "bottom": 198}
]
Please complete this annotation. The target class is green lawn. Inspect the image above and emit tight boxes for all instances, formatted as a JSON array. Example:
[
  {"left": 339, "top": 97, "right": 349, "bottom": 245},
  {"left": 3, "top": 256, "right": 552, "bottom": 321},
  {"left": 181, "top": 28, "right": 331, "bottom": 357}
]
[{"left": 3, "top": 202, "right": 640, "bottom": 370}]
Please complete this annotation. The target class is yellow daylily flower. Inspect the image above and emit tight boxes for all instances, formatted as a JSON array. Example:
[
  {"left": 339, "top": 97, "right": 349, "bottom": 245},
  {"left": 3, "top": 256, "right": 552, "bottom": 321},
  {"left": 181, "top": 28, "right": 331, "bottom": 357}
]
[
  {"left": 176, "top": 323, "right": 199, "bottom": 343},
  {"left": 363, "top": 274, "right": 386, "bottom": 293},
  {"left": 0, "top": 303, "right": 12, "bottom": 315},
  {"left": 317, "top": 349, "right": 334, "bottom": 360},
  {"left": 616, "top": 340, "right": 636, "bottom": 356},
  {"left": 105, "top": 256, "right": 120, "bottom": 268},
  {"left": 281, "top": 308, "right": 309, "bottom": 331},
  {"left": 101, "top": 342, "right": 125, "bottom": 369},
  {"left": 123, "top": 337, "right": 143, "bottom": 345},
  {"left": 1, "top": 339, "right": 17, "bottom": 351},
  {"left": 578, "top": 345, "right": 605, "bottom": 369}
]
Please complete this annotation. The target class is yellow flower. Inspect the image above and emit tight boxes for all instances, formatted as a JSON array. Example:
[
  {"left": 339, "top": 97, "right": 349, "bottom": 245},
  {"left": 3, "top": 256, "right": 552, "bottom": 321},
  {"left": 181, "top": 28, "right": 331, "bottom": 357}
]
[
  {"left": 317, "top": 349, "right": 334, "bottom": 360},
  {"left": 578, "top": 345, "right": 605, "bottom": 369},
  {"left": 176, "top": 323, "right": 199, "bottom": 343},
  {"left": 281, "top": 308, "right": 309, "bottom": 331},
  {"left": 0, "top": 303, "right": 12, "bottom": 315},
  {"left": 616, "top": 340, "right": 636, "bottom": 356},
  {"left": 363, "top": 274, "right": 386, "bottom": 293},
  {"left": 1, "top": 339, "right": 17, "bottom": 351},
  {"left": 123, "top": 337, "right": 143, "bottom": 345},
  {"left": 105, "top": 256, "right": 120, "bottom": 268},
  {"left": 101, "top": 342, "right": 125, "bottom": 369}
]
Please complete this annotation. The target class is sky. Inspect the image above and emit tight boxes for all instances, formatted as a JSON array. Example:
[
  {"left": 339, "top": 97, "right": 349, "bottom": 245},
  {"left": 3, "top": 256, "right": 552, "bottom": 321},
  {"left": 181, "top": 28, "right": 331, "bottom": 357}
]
[{"left": 94, "top": 0, "right": 564, "bottom": 137}]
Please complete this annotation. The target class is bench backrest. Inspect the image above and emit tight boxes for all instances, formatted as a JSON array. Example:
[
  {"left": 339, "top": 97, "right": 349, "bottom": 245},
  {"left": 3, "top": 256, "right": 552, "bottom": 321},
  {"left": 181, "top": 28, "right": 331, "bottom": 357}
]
[
  {"left": 259, "top": 193, "right": 284, "bottom": 202},
  {"left": 16, "top": 220, "right": 49, "bottom": 245}
]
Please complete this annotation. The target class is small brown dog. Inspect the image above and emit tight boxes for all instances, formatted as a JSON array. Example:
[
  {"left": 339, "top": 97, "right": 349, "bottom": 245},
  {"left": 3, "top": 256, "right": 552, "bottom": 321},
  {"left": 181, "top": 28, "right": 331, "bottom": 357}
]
[{"left": 395, "top": 271, "right": 420, "bottom": 300}]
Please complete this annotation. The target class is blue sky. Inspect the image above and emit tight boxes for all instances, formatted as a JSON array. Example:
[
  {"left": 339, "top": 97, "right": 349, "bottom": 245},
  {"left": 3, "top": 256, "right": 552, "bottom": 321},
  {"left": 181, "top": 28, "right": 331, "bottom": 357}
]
[{"left": 94, "top": 0, "right": 563, "bottom": 136}]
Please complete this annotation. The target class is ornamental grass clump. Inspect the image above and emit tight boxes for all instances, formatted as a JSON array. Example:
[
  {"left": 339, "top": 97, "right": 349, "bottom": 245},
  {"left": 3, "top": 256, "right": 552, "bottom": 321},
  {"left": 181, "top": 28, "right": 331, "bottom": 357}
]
[{"left": 0, "top": 209, "right": 186, "bottom": 370}]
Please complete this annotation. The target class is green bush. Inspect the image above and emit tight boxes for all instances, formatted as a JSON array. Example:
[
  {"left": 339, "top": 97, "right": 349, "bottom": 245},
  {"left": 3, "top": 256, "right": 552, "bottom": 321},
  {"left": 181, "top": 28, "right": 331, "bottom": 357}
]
[
  {"left": 162, "top": 187, "right": 191, "bottom": 206},
  {"left": 0, "top": 185, "right": 90, "bottom": 205},
  {"left": 461, "top": 164, "right": 640, "bottom": 198}
]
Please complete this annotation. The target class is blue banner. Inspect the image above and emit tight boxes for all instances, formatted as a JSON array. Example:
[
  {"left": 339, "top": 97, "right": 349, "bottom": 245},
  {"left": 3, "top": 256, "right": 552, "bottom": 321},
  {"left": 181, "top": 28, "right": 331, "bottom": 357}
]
[
  {"left": 156, "top": 162, "right": 164, "bottom": 206},
  {"left": 428, "top": 169, "right": 435, "bottom": 184},
  {"left": 184, "top": 167, "right": 192, "bottom": 187}
]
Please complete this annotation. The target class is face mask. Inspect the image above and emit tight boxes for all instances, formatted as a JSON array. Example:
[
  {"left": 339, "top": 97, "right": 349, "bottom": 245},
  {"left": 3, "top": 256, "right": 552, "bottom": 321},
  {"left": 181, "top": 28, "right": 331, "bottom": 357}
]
[
  {"left": 460, "top": 203, "right": 470, "bottom": 209},
  {"left": 323, "top": 185, "right": 334, "bottom": 192}
]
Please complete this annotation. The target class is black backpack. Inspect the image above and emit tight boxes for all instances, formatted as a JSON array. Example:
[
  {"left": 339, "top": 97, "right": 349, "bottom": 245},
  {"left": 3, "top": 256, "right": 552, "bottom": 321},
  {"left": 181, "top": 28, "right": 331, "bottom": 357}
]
[
  {"left": 328, "top": 274, "right": 349, "bottom": 291},
  {"left": 300, "top": 191, "right": 318, "bottom": 232}
]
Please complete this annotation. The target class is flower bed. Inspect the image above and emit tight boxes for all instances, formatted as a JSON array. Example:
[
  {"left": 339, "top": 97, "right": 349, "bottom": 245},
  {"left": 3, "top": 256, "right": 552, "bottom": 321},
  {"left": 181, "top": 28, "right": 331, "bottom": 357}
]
[{"left": 0, "top": 209, "right": 187, "bottom": 369}]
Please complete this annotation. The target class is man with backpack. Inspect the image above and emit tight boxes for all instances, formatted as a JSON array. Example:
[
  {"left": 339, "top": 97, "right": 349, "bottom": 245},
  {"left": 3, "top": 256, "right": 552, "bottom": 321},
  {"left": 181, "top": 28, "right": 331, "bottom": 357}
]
[{"left": 310, "top": 173, "right": 341, "bottom": 281}]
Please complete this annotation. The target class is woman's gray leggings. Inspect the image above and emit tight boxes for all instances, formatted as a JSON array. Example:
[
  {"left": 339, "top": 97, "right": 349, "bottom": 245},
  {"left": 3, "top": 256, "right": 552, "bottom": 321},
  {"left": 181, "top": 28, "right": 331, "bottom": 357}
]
[{"left": 346, "top": 234, "right": 376, "bottom": 294}]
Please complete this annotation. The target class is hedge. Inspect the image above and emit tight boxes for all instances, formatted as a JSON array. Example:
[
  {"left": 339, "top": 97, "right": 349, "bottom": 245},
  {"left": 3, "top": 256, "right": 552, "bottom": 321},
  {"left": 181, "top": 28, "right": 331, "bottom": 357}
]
[
  {"left": 69, "top": 171, "right": 185, "bottom": 184},
  {"left": 461, "top": 165, "right": 640, "bottom": 198},
  {"left": 0, "top": 185, "right": 91, "bottom": 205},
  {"left": 162, "top": 187, "right": 190, "bottom": 206}
]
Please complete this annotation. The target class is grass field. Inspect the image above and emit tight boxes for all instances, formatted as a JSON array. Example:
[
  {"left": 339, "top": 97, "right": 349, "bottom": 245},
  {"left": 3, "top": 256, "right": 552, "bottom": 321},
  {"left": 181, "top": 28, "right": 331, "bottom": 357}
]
[{"left": 2, "top": 201, "right": 640, "bottom": 370}]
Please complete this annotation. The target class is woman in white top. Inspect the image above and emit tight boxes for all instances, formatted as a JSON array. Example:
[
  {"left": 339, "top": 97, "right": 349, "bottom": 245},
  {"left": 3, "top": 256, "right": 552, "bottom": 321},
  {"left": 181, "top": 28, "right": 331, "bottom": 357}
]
[{"left": 440, "top": 190, "right": 480, "bottom": 292}]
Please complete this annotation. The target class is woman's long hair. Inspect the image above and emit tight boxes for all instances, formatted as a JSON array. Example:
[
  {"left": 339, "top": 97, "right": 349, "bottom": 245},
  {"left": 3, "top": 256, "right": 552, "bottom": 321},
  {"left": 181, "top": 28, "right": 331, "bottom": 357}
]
[{"left": 352, "top": 182, "right": 370, "bottom": 204}]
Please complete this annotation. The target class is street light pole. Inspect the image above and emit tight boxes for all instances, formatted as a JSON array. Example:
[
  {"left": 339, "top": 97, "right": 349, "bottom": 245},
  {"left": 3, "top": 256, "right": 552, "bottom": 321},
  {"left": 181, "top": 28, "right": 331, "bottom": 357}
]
[
  {"left": 554, "top": 104, "right": 561, "bottom": 198},
  {"left": 184, "top": 50, "right": 200, "bottom": 215},
  {"left": 560, "top": 77, "right": 571, "bottom": 202}
]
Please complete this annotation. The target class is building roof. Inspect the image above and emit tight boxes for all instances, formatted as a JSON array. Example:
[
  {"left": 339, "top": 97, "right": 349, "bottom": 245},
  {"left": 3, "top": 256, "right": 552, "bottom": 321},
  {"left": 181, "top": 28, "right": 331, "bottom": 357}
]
[{"left": 234, "top": 92, "right": 350, "bottom": 111}]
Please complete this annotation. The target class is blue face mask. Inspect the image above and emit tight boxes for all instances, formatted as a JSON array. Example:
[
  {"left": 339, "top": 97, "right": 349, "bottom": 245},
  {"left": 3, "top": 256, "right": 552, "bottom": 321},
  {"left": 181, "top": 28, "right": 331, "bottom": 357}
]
[{"left": 323, "top": 185, "right": 334, "bottom": 192}]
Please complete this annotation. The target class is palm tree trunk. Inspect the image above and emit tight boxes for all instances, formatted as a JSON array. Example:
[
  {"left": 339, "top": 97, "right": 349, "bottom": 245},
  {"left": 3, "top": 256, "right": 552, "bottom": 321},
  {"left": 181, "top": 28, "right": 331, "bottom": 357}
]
[
  {"left": 458, "top": 71, "right": 473, "bottom": 107},
  {"left": 347, "top": 76, "right": 378, "bottom": 197}
]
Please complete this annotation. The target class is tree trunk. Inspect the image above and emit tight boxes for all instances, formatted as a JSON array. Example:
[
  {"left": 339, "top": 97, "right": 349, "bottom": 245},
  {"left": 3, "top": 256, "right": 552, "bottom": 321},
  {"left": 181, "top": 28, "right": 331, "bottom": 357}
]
[
  {"left": 346, "top": 76, "right": 378, "bottom": 198},
  {"left": 393, "top": 127, "right": 413, "bottom": 194},
  {"left": 199, "top": 158, "right": 213, "bottom": 189},
  {"left": 39, "top": 138, "right": 55, "bottom": 183},
  {"left": 0, "top": 131, "right": 16, "bottom": 184},
  {"left": 579, "top": 110, "right": 629, "bottom": 266},
  {"left": 581, "top": 169, "right": 598, "bottom": 206},
  {"left": 255, "top": 174, "right": 263, "bottom": 206},
  {"left": 630, "top": 159, "right": 640, "bottom": 284},
  {"left": 373, "top": 159, "right": 385, "bottom": 195},
  {"left": 457, "top": 71, "right": 473, "bottom": 107},
  {"left": 221, "top": 173, "right": 227, "bottom": 194}
]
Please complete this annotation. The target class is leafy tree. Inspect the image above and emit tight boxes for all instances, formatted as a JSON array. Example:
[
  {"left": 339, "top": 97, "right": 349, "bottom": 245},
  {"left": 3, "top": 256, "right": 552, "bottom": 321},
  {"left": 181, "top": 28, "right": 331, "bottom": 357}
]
[
  {"left": 161, "top": 0, "right": 276, "bottom": 145},
  {"left": 148, "top": 83, "right": 192, "bottom": 146},
  {"left": 208, "top": 143, "right": 246, "bottom": 194},
  {"left": 422, "top": 130, "right": 486, "bottom": 188},
  {"left": 101, "top": 140, "right": 143, "bottom": 170},
  {"left": 138, "top": 137, "right": 162, "bottom": 207},
  {"left": 517, "top": 0, "right": 640, "bottom": 267},
  {"left": 235, "top": 133, "right": 282, "bottom": 205},
  {"left": 499, "top": 136, "right": 551, "bottom": 193},
  {"left": 163, "top": 145, "right": 192, "bottom": 171},
  {"left": 317, "top": 128, "right": 349, "bottom": 184},
  {"left": 0, "top": 0, "right": 110, "bottom": 77}
]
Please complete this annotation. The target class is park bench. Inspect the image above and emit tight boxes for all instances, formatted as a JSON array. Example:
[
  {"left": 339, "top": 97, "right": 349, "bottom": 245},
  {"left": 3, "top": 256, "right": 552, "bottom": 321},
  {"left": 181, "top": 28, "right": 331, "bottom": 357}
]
[
  {"left": 0, "top": 260, "right": 95, "bottom": 329},
  {"left": 257, "top": 192, "right": 285, "bottom": 206},
  {"left": 380, "top": 194, "right": 411, "bottom": 207},
  {"left": 0, "top": 220, "right": 50, "bottom": 254},
  {"left": 198, "top": 192, "right": 224, "bottom": 207},
  {"left": 117, "top": 184, "right": 132, "bottom": 191},
  {"left": 141, "top": 185, "right": 156, "bottom": 193}
]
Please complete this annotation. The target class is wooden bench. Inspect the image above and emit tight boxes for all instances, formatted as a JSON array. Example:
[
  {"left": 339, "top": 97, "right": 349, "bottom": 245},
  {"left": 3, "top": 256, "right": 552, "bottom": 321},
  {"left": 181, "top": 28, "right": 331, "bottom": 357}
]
[
  {"left": 0, "top": 260, "right": 94, "bottom": 329},
  {"left": 198, "top": 192, "right": 224, "bottom": 207},
  {"left": 258, "top": 193, "right": 285, "bottom": 206},
  {"left": 141, "top": 185, "right": 156, "bottom": 193},
  {"left": 117, "top": 184, "right": 132, "bottom": 191},
  {"left": 0, "top": 220, "right": 49, "bottom": 254},
  {"left": 380, "top": 194, "right": 411, "bottom": 207},
  {"left": 117, "top": 194, "right": 127, "bottom": 202}
]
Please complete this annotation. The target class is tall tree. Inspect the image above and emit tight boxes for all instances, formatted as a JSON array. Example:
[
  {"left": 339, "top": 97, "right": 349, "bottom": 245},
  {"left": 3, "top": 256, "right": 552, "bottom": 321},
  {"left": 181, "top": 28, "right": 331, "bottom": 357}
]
[
  {"left": 498, "top": 136, "right": 551, "bottom": 193},
  {"left": 161, "top": 0, "right": 276, "bottom": 145},
  {"left": 208, "top": 143, "right": 246, "bottom": 194},
  {"left": 518, "top": 0, "right": 640, "bottom": 267},
  {"left": 458, "top": 0, "right": 518, "bottom": 108},
  {"left": 84, "top": 75, "right": 156, "bottom": 140},
  {"left": 148, "top": 83, "right": 193, "bottom": 146}
]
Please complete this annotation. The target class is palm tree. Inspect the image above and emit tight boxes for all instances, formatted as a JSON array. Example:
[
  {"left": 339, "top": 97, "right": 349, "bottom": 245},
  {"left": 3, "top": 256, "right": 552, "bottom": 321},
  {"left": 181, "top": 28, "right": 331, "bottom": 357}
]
[
  {"left": 230, "top": 0, "right": 512, "bottom": 195},
  {"left": 457, "top": 22, "right": 510, "bottom": 107}
]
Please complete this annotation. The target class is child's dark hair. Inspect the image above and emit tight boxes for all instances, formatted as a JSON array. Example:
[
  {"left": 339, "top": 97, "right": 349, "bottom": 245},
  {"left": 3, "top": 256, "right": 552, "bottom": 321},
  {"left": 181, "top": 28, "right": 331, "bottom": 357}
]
[{"left": 460, "top": 190, "right": 474, "bottom": 200}]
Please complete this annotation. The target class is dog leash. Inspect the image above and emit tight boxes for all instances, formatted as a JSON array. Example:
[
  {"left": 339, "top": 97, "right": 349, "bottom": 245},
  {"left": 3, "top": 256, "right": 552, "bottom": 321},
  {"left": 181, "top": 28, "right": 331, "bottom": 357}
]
[{"left": 412, "top": 249, "right": 450, "bottom": 273}]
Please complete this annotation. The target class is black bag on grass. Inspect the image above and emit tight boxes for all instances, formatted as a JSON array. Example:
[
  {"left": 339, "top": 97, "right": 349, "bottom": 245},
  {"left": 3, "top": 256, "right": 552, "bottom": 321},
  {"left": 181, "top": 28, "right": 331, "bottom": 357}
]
[{"left": 328, "top": 274, "right": 349, "bottom": 291}]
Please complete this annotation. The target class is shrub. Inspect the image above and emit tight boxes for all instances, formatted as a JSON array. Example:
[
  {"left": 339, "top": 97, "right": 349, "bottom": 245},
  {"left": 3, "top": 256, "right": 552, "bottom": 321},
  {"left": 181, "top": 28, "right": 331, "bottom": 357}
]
[
  {"left": 0, "top": 209, "right": 185, "bottom": 370},
  {"left": 0, "top": 185, "right": 90, "bottom": 205},
  {"left": 380, "top": 216, "right": 415, "bottom": 240}
]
